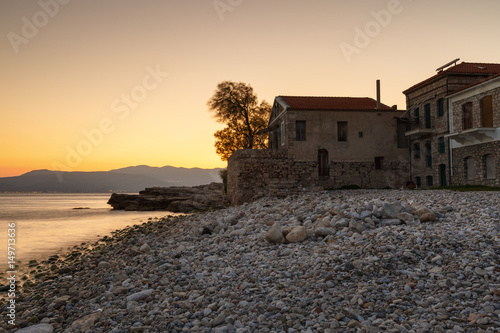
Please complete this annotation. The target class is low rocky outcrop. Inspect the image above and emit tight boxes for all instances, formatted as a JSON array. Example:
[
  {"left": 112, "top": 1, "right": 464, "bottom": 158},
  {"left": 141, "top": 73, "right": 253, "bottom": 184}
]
[{"left": 107, "top": 182, "right": 227, "bottom": 213}]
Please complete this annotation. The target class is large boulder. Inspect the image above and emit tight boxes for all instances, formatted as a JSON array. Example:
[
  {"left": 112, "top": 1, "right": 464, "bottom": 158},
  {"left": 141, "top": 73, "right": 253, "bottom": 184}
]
[
  {"left": 286, "top": 226, "right": 307, "bottom": 243},
  {"left": 415, "top": 206, "right": 437, "bottom": 222},
  {"left": 265, "top": 222, "right": 284, "bottom": 244},
  {"left": 380, "top": 201, "right": 404, "bottom": 219}
]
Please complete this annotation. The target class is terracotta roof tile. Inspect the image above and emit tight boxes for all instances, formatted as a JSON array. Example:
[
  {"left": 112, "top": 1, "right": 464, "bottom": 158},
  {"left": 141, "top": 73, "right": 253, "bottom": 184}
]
[
  {"left": 279, "top": 96, "right": 393, "bottom": 111},
  {"left": 403, "top": 62, "right": 500, "bottom": 94}
]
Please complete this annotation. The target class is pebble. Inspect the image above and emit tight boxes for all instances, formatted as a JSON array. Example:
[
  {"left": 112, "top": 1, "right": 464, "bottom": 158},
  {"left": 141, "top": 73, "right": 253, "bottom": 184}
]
[{"left": 5, "top": 189, "right": 500, "bottom": 332}]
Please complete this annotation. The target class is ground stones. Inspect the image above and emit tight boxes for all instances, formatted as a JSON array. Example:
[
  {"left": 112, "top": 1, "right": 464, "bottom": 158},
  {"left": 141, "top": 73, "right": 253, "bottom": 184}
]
[
  {"left": 264, "top": 222, "right": 283, "bottom": 243},
  {"left": 9, "top": 189, "right": 500, "bottom": 332},
  {"left": 264, "top": 197, "right": 440, "bottom": 243}
]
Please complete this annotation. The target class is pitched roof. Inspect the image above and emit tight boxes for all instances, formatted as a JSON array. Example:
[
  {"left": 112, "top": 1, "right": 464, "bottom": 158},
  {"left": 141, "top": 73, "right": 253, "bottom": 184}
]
[
  {"left": 278, "top": 96, "right": 393, "bottom": 111},
  {"left": 403, "top": 62, "right": 500, "bottom": 94},
  {"left": 447, "top": 72, "right": 500, "bottom": 97}
]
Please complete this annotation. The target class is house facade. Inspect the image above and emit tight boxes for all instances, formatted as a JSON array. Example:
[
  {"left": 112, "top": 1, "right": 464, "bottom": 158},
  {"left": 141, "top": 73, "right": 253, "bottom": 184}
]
[
  {"left": 267, "top": 95, "right": 409, "bottom": 189},
  {"left": 446, "top": 73, "right": 500, "bottom": 186},
  {"left": 403, "top": 61, "right": 500, "bottom": 188}
]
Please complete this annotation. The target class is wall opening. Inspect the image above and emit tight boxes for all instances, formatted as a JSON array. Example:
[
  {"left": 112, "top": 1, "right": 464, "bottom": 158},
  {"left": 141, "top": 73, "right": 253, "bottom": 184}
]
[
  {"left": 465, "top": 157, "right": 476, "bottom": 180},
  {"left": 318, "top": 149, "right": 329, "bottom": 177},
  {"left": 439, "top": 164, "right": 446, "bottom": 187},
  {"left": 485, "top": 154, "right": 496, "bottom": 179}
]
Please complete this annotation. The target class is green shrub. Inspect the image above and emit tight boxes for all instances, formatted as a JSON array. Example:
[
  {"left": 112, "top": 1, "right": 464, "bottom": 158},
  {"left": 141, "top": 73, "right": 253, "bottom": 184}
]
[{"left": 219, "top": 169, "right": 228, "bottom": 194}]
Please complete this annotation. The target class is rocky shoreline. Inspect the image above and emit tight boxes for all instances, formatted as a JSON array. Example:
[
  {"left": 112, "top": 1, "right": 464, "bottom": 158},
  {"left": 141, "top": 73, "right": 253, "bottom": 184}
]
[
  {"left": 107, "top": 183, "right": 227, "bottom": 213},
  {"left": 3, "top": 189, "right": 499, "bottom": 332}
]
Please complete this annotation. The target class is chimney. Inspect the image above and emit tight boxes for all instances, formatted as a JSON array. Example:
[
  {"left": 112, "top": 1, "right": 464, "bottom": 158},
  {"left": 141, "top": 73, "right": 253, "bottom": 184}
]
[{"left": 376, "top": 79, "right": 381, "bottom": 110}]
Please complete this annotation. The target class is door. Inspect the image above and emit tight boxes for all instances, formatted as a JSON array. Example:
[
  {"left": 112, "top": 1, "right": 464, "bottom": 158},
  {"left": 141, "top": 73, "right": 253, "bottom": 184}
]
[
  {"left": 439, "top": 164, "right": 447, "bottom": 187},
  {"left": 318, "top": 149, "right": 329, "bottom": 177}
]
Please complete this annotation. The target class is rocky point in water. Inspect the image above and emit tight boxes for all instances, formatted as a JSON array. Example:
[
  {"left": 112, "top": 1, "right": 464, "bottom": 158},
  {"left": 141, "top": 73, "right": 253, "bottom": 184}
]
[{"left": 107, "top": 182, "right": 227, "bottom": 213}]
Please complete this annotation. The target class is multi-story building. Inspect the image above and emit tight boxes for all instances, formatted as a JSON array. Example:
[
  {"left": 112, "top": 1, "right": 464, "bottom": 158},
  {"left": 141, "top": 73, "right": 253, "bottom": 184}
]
[
  {"left": 403, "top": 61, "right": 500, "bottom": 187},
  {"left": 446, "top": 73, "right": 500, "bottom": 186}
]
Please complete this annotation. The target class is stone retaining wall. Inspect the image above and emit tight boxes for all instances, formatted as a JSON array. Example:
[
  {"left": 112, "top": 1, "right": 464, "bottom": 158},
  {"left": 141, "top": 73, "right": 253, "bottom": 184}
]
[
  {"left": 227, "top": 149, "right": 410, "bottom": 205},
  {"left": 227, "top": 149, "right": 316, "bottom": 205},
  {"left": 329, "top": 161, "right": 409, "bottom": 189}
]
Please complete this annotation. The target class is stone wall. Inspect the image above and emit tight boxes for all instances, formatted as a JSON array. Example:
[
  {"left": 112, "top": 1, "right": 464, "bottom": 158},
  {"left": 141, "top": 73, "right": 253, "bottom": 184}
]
[
  {"left": 329, "top": 161, "right": 409, "bottom": 189},
  {"left": 227, "top": 149, "right": 410, "bottom": 205},
  {"left": 227, "top": 149, "right": 316, "bottom": 205},
  {"left": 451, "top": 141, "right": 500, "bottom": 186}
]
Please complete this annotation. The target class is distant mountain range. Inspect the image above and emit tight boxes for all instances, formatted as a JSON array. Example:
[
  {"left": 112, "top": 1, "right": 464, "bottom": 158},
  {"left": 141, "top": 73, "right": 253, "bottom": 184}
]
[{"left": 0, "top": 165, "right": 223, "bottom": 193}]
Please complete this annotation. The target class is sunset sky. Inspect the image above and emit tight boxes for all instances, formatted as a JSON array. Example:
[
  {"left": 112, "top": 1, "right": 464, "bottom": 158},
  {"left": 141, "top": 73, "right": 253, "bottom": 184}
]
[{"left": 1, "top": 0, "right": 500, "bottom": 177}]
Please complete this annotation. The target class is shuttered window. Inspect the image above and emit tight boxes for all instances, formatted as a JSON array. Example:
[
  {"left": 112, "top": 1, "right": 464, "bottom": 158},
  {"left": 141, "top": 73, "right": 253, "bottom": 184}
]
[
  {"left": 337, "top": 121, "right": 347, "bottom": 142},
  {"left": 295, "top": 121, "right": 306, "bottom": 141},
  {"left": 425, "top": 104, "right": 431, "bottom": 129},
  {"left": 438, "top": 137, "right": 445, "bottom": 154},
  {"left": 462, "top": 102, "right": 473, "bottom": 130},
  {"left": 481, "top": 96, "right": 493, "bottom": 127},
  {"left": 437, "top": 98, "right": 444, "bottom": 117}
]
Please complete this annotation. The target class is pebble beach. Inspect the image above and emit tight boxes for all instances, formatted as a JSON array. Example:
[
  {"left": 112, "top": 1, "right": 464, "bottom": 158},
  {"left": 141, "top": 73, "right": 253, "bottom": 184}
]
[{"left": 4, "top": 189, "right": 500, "bottom": 333}]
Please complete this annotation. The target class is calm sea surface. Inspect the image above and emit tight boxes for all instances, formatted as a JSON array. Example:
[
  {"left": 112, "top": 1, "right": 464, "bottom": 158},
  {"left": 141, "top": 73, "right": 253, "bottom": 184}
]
[{"left": 0, "top": 193, "right": 175, "bottom": 272}]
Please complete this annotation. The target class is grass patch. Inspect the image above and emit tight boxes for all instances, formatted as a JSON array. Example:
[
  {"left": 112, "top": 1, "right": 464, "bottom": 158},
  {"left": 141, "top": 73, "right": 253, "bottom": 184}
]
[
  {"left": 427, "top": 185, "right": 500, "bottom": 192},
  {"left": 325, "top": 184, "right": 362, "bottom": 191}
]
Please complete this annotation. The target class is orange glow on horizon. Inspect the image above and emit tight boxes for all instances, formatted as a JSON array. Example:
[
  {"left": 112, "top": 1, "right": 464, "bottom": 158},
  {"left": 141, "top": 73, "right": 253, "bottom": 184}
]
[{"left": 1, "top": 1, "right": 500, "bottom": 178}]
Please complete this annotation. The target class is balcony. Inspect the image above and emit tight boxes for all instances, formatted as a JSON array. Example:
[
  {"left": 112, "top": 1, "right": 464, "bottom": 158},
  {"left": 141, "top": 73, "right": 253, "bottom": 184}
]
[
  {"left": 405, "top": 128, "right": 433, "bottom": 137},
  {"left": 445, "top": 127, "right": 497, "bottom": 145}
]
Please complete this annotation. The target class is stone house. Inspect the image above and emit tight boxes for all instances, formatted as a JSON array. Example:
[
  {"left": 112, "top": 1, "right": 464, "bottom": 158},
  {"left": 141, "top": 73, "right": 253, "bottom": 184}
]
[
  {"left": 227, "top": 89, "right": 409, "bottom": 204},
  {"left": 267, "top": 95, "right": 409, "bottom": 188},
  {"left": 402, "top": 61, "right": 500, "bottom": 188},
  {"left": 446, "top": 73, "right": 500, "bottom": 186}
]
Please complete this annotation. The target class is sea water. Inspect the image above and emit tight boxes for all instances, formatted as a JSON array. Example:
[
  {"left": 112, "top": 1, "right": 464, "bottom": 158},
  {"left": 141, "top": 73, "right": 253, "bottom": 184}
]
[{"left": 0, "top": 193, "right": 175, "bottom": 272}]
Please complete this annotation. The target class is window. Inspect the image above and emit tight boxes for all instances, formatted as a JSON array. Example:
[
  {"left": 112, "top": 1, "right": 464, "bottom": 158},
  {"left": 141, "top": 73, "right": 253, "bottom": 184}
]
[
  {"left": 425, "top": 140, "right": 432, "bottom": 168},
  {"left": 359, "top": 131, "right": 364, "bottom": 138},
  {"left": 465, "top": 157, "right": 476, "bottom": 179},
  {"left": 462, "top": 102, "right": 473, "bottom": 130},
  {"left": 414, "top": 142, "right": 421, "bottom": 159},
  {"left": 415, "top": 176, "right": 421, "bottom": 187},
  {"left": 375, "top": 156, "right": 384, "bottom": 170},
  {"left": 426, "top": 176, "right": 434, "bottom": 187},
  {"left": 295, "top": 121, "right": 306, "bottom": 141},
  {"left": 425, "top": 104, "right": 431, "bottom": 129},
  {"left": 337, "top": 121, "right": 347, "bottom": 142},
  {"left": 414, "top": 107, "right": 420, "bottom": 125},
  {"left": 481, "top": 96, "right": 493, "bottom": 127},
  {"left": 437, "top": 98, "right": 444, "bottom": 117},
  {"left": 438, "top": 137, "right": 445, "bottom": 154},
  {"left": 280, "top": 121, "right": 285, "bottom": 146},
  {"left": 485, "top": 154, "right": 496, "bottom": 179}
]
